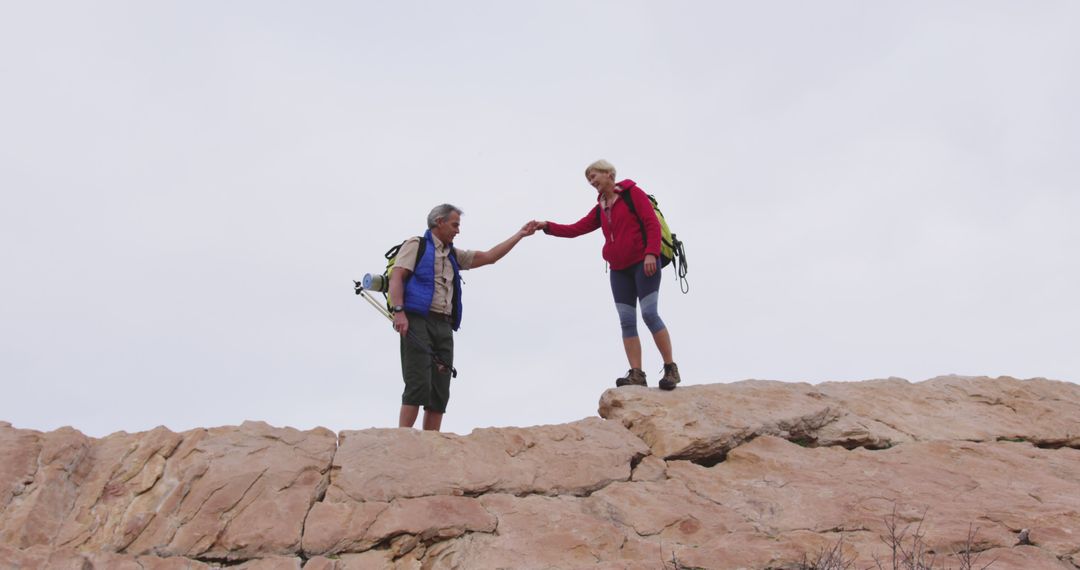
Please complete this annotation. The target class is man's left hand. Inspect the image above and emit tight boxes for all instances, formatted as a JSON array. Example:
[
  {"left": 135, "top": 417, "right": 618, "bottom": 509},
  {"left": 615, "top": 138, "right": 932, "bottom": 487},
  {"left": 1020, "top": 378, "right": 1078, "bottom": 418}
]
[{"left": 643, "top": 254, "right": 658, "bottom": 277}]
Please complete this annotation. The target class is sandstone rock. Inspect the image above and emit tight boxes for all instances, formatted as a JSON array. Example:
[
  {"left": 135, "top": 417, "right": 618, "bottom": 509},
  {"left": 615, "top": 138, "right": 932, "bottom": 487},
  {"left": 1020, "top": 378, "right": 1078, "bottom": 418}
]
[
  {"left": 664, "top": 435, "right": 1080, "bottom": 565},
  {"left": 0, "top": 421, "right": 336, "bottom": 562},
  {"left": 137, "top": 556, "right": 215, "bottom": 570},
  {"left": 302, "top": 495, "right": 495, "bottom": 556},
  {"left": 0, "top": 423, "right": 43, "bottom": 519},
  {"left": 301, "top": 556, "right": 339, "bottom": 570},
  {"left": 599, "top": 375, "right": 1080, "bottom": 462},
  {"left": 818, "top": 375, "right": 1080, "bottom": 447},
  {"left": 137, "top": 422, "right": 336, "bottom": 560},
  {"left": 235, "top": 556, "right": 303, "bottom": 570},
  {"left": 599, "top": 380, "right": 846, "bottom": 461},
  {"left": 0, "top": 545, "right": 215, "bottom": 569},
  {"left": 0, "top": 426, "right": 91, "bottom": 549},
  {"left": 375, "top": 432, "right": 1077, "bottom": 569},
  {"left": 630, "top": 455, "right": 667, "bottom": 481},
  {"left": 333, "top": 550, "right": 397, "bottom": 570},
  {"left": 666, "top": 530, "right": 846, "bottom": 570},
  {"left": 301, "top": 502, "right": 388, "bottom": 556},
  {"left": 5, "top": 376, "right": 1080, "bottom": 570},
  {"left": 1027, "top": 525, "right": 1079, "bottom": 557},
  {"left": 364, "top": 495, "right": 496, "bottom": 548},
  {"left": 586, "top": 478, "right": 744, "bottom": 540},
  {"left": 943, "top": 545, "right": 1075, "bottom": 569},
  {"left": 51, "top": 425, "right": 184, "bottom": 552},
  {"left": 328, "top": 417, "right": 648, "bottom": 502},
  {"left": 426, "top": 493, "right": 655, "bottom": 570}
]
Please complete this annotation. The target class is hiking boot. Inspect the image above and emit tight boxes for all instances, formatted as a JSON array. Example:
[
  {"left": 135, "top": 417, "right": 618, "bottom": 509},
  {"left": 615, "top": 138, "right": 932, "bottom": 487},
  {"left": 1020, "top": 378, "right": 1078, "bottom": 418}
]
[
  {"left": 615, "top": 368, "right": 647, "bottom": 387},
  {"left": 658, "top": 362, "right": 681, "bottom": 391}
]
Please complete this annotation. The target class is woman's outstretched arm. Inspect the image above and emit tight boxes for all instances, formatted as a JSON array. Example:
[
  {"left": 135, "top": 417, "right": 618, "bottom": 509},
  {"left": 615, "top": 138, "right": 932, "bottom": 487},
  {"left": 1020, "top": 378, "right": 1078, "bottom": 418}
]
[{"left": 540, "top": 206, "right": 601, "bottom": 238}]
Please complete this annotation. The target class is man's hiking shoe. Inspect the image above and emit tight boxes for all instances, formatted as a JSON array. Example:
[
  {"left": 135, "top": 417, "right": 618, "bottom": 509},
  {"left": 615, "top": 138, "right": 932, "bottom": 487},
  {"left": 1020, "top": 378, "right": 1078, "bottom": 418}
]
[
  {"left": 659, "top": 362, "right": 681, "bottom": 391},
  {"left": 615, "top": 368, "right": 647, "bottom": 387}
]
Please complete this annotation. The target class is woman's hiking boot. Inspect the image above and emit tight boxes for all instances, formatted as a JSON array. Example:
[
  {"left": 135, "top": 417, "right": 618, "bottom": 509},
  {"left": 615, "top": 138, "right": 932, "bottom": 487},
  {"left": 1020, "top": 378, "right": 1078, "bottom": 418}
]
[
  {"left": 615, "top": 368, "right": 647, "bottom": 387},
  {"left": 659, "top": 362, "right": 681, "bottom": 390}
]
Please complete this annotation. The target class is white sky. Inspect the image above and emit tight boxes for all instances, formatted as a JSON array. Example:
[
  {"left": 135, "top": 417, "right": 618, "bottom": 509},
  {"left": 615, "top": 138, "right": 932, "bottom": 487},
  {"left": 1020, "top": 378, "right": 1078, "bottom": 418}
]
[{"left": 2, "top": 2, "right": 1078, "bottom": 438}]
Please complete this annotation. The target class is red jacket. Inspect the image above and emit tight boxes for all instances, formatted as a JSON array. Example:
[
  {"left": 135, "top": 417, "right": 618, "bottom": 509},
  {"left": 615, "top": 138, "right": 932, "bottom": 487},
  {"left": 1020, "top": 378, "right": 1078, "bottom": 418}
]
[{"left": 544, "top": 179, "right": 662, "bottom": 270}]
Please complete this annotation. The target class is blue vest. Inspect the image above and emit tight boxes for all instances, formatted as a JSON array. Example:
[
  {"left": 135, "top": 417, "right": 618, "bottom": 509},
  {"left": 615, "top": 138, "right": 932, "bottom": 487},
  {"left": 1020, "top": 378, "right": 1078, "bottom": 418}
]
[{"left": 403, "top": 230, "right": 463, "bottom": 331}]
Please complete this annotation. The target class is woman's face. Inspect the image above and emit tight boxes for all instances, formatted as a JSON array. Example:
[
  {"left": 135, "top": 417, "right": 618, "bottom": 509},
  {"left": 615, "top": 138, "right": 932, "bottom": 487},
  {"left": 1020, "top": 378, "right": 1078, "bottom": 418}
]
[{"left": 586, "top": 169, "right": 616, "bottom": 193}]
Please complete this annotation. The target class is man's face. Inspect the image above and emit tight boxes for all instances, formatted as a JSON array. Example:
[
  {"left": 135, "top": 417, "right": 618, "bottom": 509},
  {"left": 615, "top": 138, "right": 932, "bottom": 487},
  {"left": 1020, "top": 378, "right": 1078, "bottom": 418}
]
[
  {"left": 433, "top": 211, "right": 461, "bottom": 244},
  {"left": 587, "top": 169, "right": 615, "bottom": 193}
]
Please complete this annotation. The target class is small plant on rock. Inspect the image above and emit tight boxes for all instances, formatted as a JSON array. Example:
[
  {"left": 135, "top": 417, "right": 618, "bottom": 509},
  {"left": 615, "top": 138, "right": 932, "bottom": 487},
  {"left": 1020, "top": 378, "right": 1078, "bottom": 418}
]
[
  {"left": 797, "top": 507, "right": 994, "bottom": 570},
  {"left": 798, "top": 535, "right": 856, "bottom": 569},
  {"left": 870, "top": 507, "right": 994, "bottom": 570}
]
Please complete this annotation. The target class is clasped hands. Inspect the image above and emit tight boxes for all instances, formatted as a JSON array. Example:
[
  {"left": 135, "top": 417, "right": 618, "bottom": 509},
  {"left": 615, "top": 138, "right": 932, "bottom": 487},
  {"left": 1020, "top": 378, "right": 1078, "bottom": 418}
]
[{"left": 519, "top": 220, "right": 546, "bottom": 237}]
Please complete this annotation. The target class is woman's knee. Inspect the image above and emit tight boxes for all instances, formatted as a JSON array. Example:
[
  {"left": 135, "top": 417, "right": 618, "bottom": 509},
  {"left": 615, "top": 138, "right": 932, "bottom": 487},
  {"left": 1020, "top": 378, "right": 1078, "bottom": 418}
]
[
  {"left": 616, "top": 302, "right": 638, "bottom": 338},
  {"left": 640, "top": 292, "right": 666, "bottom": 333}
]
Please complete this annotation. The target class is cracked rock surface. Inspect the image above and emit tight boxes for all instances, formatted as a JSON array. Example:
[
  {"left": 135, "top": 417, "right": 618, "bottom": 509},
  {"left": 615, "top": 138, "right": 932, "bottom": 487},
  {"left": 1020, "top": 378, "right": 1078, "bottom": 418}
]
[
  {"left": 599, "top": 374, "right": 1080, "bottom": 461},
  {"left": 3, "top": 375, "right": 1080, "bottom": 569}
]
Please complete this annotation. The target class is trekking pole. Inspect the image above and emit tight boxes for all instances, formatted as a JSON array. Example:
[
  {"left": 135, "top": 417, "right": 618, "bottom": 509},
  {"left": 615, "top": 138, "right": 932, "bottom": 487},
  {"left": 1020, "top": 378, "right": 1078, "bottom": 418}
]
[
  {"left": 357, "top": 287, "right": 393, "bottom": 320},
  {"left": 354, "top": 281, "right": 458, "bottom": 378}
]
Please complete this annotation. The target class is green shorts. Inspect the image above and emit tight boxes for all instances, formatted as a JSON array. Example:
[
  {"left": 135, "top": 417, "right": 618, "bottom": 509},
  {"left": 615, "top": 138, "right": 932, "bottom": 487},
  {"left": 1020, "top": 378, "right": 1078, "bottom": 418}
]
[{"left": 400, "top": 311, "right": 455, "bottom": 413}]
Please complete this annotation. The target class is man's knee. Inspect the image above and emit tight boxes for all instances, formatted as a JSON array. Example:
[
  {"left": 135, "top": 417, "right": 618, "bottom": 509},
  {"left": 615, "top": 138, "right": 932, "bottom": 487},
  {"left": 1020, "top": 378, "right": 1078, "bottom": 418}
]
[
  {"left": 401, "top": 383, "right": 429, "bottom": 407},
  {"left": 401, "top": 361, "right": 432, "bottom": 407},
  {"left": 426, "top": 370, "right": 451, "bottom": 413}
]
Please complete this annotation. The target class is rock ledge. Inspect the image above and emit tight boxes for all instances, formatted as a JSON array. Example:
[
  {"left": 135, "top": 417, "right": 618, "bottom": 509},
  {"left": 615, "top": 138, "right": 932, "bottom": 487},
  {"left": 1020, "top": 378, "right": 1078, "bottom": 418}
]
[{"left": 2, "top": 375, "right": 1079, "bottom": 569}]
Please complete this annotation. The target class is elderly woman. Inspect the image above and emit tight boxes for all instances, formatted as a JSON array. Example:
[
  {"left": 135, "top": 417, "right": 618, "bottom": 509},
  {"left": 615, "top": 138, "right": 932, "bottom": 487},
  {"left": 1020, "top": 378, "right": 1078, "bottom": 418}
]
[{"left": 535, "top": 160, "right": 681, "bottom": 390}]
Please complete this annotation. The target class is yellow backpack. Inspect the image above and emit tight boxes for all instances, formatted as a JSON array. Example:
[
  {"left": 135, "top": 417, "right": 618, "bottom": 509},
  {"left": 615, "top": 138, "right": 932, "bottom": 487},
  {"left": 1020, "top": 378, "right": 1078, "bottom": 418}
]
[{"left": 598, "top": 190, "right": 689, "bottom": 293}]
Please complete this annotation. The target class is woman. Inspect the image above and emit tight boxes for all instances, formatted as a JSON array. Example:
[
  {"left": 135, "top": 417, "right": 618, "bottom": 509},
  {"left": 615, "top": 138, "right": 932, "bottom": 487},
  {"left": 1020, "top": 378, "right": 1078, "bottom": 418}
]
[{"left": 535, "top": 160, "right": 681, "bottom": 390}]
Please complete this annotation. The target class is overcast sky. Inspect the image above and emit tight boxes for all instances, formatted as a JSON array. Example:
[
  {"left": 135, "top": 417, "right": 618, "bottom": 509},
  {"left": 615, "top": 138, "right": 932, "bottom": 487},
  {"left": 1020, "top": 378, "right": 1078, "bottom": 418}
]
[{"left": 2, "top": 2, "right": 1078, "bottom": 438}]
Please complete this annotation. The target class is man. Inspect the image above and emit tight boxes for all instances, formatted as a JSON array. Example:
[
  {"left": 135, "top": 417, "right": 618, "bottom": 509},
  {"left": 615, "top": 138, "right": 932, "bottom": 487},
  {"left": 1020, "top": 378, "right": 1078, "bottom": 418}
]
[{"left": 388, "top": 204, "right": 537, "bottom": 431}]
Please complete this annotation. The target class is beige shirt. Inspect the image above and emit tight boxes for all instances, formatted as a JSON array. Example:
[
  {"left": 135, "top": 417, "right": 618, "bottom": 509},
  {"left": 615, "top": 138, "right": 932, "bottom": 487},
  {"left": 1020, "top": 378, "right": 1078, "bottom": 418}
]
[{"left": 394, "top": 234, "right": 476, "bottom": 315}]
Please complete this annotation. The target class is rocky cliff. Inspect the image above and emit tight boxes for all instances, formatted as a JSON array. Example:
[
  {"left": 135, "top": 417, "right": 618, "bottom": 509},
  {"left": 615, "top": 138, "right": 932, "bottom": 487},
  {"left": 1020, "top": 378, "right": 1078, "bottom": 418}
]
[{"left": 2, "top": 375, "right": 1079, "bottom": 570}]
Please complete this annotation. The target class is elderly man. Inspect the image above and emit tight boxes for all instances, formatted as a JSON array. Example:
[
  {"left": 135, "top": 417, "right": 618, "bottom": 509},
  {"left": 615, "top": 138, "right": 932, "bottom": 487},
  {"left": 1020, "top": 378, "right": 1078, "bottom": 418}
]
[{"left": 388, "top": 204, "right": 537, "bottom": 431}]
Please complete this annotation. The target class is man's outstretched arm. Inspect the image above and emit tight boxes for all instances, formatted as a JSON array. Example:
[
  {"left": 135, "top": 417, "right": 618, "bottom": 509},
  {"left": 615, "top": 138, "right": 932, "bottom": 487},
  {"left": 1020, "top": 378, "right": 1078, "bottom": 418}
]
[{"left": 470, "top": 221, "right": 538, "bottom": 269}]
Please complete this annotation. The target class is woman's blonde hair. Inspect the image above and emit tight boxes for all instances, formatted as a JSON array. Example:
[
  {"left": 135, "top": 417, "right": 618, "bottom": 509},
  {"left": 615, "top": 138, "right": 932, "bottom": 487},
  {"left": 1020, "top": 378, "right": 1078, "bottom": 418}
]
[{"left": 584, "top": 159, "right": 616, "bottom": 179}]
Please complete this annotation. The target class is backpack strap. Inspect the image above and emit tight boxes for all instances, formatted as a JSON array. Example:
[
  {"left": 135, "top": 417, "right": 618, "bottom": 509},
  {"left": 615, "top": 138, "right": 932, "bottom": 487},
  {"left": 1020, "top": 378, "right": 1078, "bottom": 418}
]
[
  {"left": 385, "top": 236, "right": 427, "bottom": 269},
  {"left": 415, "top": 237, "right": 427, "bottom": 269},
  {"left": 620, "top": 189, "right": 650, "bottom": 252},
  {"left": 383, "top": 236, "right": 427, "bottom": 310},
  {"left": 592, "top": 189, "right": 652, "bottom": 252},
  {"left": 623, "top": 190, "right": 677, "bottom": 253}
]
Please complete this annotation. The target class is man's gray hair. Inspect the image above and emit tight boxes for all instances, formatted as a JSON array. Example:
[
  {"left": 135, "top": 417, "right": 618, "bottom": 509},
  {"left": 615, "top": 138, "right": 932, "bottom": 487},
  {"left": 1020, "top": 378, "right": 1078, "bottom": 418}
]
[{"left": 427, "top": 204, "right": 463, "bottom": 229}]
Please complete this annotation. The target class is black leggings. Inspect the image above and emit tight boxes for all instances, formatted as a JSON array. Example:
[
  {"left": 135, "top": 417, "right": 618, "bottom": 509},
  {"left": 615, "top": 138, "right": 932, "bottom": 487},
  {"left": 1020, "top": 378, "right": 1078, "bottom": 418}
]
[{"left": 610, "top": 262, "right": 665, "bottom": 338}]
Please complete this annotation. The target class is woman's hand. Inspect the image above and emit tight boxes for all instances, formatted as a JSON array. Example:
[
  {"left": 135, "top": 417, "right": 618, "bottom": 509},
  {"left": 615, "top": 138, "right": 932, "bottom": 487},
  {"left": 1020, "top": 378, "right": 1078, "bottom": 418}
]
[
  {"left": 519, "top": 220, "right": 545, "bottom": 237},
  {"left": 643, "top": 254, "right": 658, "bottom": 277}
]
